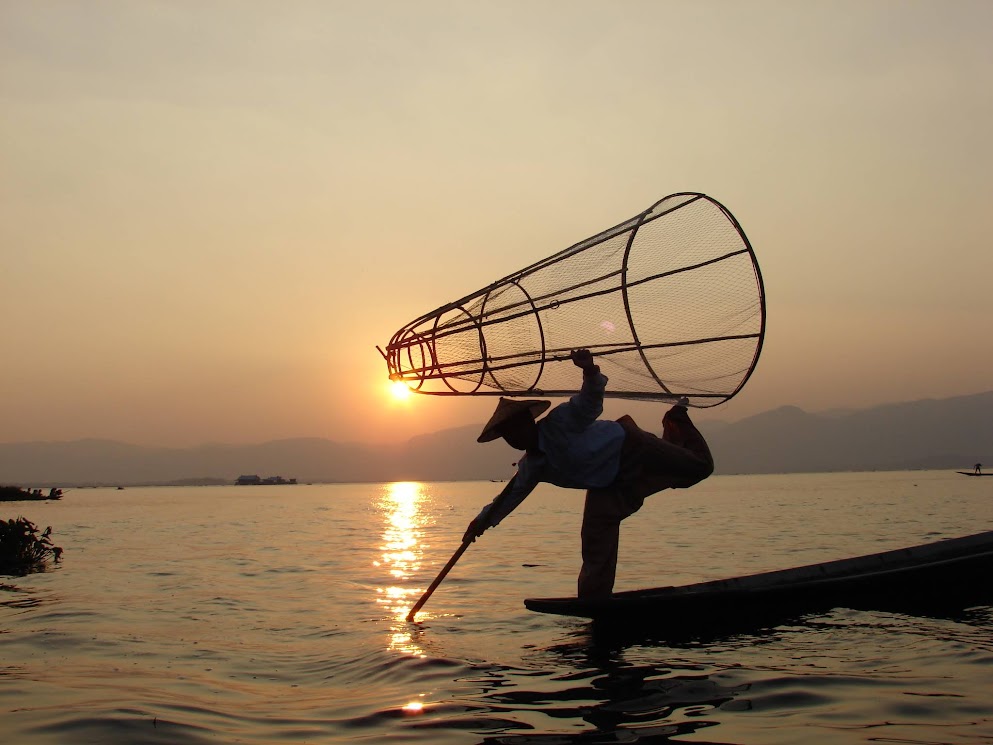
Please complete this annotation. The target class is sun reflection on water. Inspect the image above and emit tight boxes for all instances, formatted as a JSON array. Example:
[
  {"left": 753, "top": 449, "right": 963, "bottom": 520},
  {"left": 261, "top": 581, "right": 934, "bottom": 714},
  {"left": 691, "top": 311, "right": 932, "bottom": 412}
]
[{"left": 374, "top": 481, "right": 429, "bottom": 655}]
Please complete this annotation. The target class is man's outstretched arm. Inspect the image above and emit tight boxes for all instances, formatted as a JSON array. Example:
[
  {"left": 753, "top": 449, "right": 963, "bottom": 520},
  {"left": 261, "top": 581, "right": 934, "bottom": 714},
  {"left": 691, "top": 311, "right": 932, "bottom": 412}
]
[{"left": 462, "top": 467, "right": 539, "bottom": 542}]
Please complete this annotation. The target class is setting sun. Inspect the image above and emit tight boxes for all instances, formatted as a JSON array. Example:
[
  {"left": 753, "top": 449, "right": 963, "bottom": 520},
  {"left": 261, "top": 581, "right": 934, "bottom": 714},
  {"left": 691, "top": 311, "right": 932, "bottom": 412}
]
[{"left": 390, "top": 381, "right": 412, "bottom": 401}]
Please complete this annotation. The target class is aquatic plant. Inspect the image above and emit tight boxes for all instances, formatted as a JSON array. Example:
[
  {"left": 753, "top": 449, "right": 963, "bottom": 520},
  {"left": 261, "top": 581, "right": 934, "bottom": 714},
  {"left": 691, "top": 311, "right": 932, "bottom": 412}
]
[{"left": 0, "top": 517, "right": 63, "bottom": 575}]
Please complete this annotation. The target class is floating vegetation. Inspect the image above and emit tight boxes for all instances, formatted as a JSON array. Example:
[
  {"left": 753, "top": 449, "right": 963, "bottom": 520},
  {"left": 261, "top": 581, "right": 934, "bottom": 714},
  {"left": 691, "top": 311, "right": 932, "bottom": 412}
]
[{"left": 0, "top": 517, "right": 63, "bottom": 575}]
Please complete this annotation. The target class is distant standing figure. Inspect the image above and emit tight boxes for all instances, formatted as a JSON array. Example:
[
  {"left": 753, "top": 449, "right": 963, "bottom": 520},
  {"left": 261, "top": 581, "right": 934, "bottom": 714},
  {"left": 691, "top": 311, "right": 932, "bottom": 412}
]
[{"left": 976, "top": 463, "right": 983, "bottom": 475}]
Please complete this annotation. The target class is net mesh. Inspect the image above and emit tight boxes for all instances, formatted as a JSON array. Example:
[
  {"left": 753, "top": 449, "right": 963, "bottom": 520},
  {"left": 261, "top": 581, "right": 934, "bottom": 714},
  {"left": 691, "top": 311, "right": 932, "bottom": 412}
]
[{"left": 382, "top": 193, "right": 766, "bottom": 407}]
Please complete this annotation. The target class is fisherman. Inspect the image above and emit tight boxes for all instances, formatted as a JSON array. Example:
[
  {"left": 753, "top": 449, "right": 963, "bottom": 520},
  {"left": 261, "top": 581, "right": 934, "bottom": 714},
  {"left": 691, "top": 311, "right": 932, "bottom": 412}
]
[
  {"left": 976, "top": 463, "right": 983, "bottom": 475},
  {"left": 464, "top": 348, "right": 714, "bottom": 598}
]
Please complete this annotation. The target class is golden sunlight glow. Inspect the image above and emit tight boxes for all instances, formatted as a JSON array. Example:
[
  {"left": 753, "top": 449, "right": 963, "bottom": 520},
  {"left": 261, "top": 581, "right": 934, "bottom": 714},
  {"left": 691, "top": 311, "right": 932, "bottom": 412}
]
[
  {"left": 390, "top": 381, "right": 412, "bottom": 401},
  {"left": 375, "top": 481, "right": 429, "bottom": 656}
]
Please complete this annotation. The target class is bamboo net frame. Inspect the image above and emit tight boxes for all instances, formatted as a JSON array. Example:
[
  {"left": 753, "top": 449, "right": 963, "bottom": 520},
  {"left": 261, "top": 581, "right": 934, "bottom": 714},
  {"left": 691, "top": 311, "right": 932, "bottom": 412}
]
[{"left": 379, "top": 193, "right": 766, "bottom": 408}]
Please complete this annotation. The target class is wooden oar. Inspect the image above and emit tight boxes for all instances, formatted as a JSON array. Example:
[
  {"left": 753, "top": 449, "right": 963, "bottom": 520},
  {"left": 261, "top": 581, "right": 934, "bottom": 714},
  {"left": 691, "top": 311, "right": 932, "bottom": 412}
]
[{"left": 406, "top": 538, "right": 472, "bottom": 622}]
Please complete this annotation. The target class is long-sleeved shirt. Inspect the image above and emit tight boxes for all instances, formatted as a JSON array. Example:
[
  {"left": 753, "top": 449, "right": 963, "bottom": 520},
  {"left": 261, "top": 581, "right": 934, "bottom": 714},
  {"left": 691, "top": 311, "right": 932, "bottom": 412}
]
[{"left": 478, "top": 368, "right": 625, "bottom": 529}]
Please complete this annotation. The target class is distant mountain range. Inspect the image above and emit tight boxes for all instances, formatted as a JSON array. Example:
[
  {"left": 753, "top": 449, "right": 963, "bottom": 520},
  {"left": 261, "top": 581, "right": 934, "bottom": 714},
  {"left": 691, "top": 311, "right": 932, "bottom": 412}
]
[{"left": 1, "top": 391, "right": 990, "bottom": 487}]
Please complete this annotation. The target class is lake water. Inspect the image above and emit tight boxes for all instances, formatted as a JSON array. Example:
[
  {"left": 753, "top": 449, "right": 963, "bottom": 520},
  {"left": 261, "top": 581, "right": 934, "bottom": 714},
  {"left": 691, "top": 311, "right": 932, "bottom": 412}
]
[{"left": 2, "top": 471, "right": 993, "bottom": 744}]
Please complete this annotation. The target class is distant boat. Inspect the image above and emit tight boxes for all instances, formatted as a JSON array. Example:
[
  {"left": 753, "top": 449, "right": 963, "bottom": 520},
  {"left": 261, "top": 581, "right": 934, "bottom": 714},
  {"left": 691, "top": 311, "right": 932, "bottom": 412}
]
[
  {"left": 0, "top": 486, "right": 63, "bottom": 501},
  {"left": 235, "top": 475, "right": 298, "bottom": 486},
  {"left": 957, "top": 471, "right": 992, "bottom": 477}
]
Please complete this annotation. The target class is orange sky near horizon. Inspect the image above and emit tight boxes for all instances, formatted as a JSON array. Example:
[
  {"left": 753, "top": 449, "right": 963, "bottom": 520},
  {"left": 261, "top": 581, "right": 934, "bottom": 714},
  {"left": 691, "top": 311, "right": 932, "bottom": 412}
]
[{"left": 2, "top": 1, "right": 992, "bottom": 448}]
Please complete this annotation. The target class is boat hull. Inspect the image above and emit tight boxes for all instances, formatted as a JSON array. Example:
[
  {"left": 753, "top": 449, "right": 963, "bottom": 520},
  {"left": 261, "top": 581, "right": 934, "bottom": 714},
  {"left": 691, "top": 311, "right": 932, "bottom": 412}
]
[{"left": 524, "top": 530, "right": 993, "bottom": 620}]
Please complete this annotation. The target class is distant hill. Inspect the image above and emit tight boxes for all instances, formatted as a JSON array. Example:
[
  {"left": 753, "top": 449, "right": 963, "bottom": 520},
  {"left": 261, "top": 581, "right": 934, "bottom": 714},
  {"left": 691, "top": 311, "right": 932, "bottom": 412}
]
[
  {"left": 1, "top": 392, "right": 990, "bottom": 486},
  {"left": 712, "top": 391, "right": 992, "bottom": 473},
  {"left": 0, "top": 429, "right": 520, "bottom": 486}
]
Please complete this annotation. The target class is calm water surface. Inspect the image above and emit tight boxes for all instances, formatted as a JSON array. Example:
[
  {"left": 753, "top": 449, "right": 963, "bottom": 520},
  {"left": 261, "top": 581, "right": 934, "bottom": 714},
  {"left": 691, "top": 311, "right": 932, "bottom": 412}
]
[{"left": 2, "top": 471, "right": 992, "bottom": 743}]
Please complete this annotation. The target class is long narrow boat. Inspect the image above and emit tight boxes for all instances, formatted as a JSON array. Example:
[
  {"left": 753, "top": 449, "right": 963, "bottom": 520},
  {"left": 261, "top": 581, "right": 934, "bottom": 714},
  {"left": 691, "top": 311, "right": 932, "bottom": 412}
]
[
  {"left": 0, "top": 486, "right": 63, "bottom": 501},
  {"left": 957, "top": 471, "right": 992, "bottom": 477},
  {"left": 525, "top": 530, "right": 993, "bottom": 620}
]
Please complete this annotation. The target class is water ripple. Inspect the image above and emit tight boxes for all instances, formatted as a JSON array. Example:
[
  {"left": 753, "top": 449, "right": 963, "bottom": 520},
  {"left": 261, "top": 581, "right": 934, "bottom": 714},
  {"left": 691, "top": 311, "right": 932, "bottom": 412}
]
[{"left": 3, "top": 477, "right": 993, "bottom": 743}]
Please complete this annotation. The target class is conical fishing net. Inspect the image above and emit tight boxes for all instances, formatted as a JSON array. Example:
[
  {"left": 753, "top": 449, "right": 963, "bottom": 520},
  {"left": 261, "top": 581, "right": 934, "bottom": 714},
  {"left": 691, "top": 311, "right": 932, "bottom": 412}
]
[{"left": 381, "top": 193, "right": 766, "bottom": 407}]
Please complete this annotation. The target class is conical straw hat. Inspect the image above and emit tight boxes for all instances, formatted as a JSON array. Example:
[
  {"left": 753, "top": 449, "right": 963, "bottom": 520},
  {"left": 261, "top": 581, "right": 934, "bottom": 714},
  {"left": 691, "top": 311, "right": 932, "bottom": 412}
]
[{"left": 477, "top": 398, "right": 551, "bottom": 443}]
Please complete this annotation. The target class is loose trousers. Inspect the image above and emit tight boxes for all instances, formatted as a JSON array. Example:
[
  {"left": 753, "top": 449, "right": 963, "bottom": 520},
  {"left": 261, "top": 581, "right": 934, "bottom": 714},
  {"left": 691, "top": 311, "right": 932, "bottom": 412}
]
[{"left": 577, "top": 407, "right": 714, "bottom": 598}]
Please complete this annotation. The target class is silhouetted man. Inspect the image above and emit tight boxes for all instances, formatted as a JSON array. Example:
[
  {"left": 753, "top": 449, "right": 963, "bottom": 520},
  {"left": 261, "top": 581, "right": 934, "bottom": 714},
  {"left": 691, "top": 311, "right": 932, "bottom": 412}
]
[{"left": 465, "top": 349, "right": 714, "bottom": 598}]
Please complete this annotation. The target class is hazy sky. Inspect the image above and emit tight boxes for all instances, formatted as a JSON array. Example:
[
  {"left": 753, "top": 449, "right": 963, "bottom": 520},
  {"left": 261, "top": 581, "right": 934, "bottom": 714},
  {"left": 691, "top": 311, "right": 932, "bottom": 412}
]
[{"left": 2, "top": 0, "right": 991, "bottom": 447}]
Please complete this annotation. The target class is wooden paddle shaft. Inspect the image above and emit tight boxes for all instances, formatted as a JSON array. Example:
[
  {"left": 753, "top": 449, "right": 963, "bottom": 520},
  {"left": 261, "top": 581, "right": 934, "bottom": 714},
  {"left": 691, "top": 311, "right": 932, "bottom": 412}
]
[{"left": 406, "top": 539, "right": 472, "bottom": 622}]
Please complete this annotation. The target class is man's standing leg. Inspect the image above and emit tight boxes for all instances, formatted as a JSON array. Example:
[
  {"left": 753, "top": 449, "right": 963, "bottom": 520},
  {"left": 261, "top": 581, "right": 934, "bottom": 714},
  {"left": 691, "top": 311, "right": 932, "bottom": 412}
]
[{"left": 578, "top": 486, "right": 640, "bottom": 598}]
